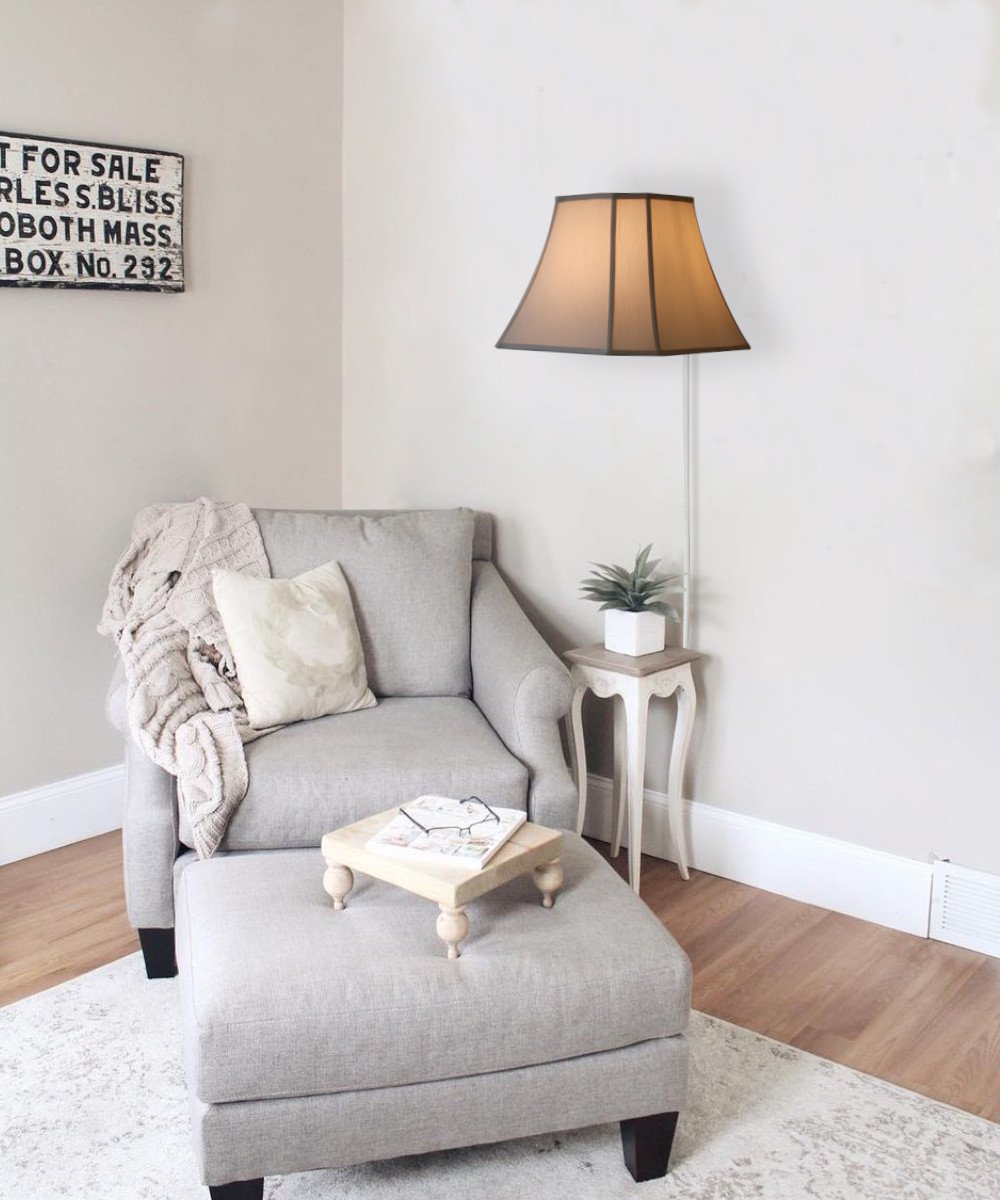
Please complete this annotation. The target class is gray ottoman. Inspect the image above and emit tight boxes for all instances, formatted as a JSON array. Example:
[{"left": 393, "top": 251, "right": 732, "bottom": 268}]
[{"left": 175, "top": 834, "right": 691, "bottom": 1198}]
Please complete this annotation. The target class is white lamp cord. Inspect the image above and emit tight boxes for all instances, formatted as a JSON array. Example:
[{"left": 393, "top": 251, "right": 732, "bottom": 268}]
[{"left": 681, "top": 354, "right": 692, "bottom": 650}]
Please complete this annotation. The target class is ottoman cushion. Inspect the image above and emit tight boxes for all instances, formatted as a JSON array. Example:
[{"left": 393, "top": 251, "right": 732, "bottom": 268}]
[{"left": 176, "top": 834, "right": 691, "bottom": 1106}]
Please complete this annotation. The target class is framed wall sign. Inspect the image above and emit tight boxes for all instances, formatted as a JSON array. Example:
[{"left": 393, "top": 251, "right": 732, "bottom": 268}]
[{"left": 0, "top": 131, "right": 184, "bottom": 292}]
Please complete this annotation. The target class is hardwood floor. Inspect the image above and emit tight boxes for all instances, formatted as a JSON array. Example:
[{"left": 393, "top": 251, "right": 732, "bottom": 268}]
[
  {"left": 0, "top": 831, "right": 137, "bottom": 1005},
  {"left": 2, "top": 832, "right": 998, "bottom": 1121},
  {"left": 615, "top": 850, "right": 1000, "bottom": 1122}
]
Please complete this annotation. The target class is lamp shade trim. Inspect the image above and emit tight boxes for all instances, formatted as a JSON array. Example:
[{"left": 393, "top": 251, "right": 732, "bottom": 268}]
[
  {"left": 497, "top": 192, "right": 750, "bottom": 356},
  {"left": 554, "top": 191, "right": 696, "bottom": 203},
  {"left": 494, "top": 341, "right": 751, "bottom": 357}
]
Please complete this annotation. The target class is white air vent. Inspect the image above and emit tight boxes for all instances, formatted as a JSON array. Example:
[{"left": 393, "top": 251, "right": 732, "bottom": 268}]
[{"left": 929, "top": 860, "right": 1000, "bottom": 958}]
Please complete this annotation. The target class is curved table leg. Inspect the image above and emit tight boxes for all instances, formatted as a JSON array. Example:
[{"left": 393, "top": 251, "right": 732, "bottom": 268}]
[
  {"left": 667, "top": 668, "right": 696, "bottom": 880},
  {"left": 611, "top": 694, "right": 628, "bottom": 857},
  {"left": 622, "top": 682, "right": 649, "bottom": 895},
  {"left": 568, "top": 683, "right": 589, "bottom": 834}
]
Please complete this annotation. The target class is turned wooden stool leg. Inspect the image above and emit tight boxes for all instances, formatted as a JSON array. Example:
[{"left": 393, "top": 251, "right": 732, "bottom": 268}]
[
  {"left": 436, "top": 905, "right": 470, "bottom": 958},
  {"left": 322, "top": 863, "right": 355, "bottom": 911},
  {"left": 532, "top": 858, "right": 565, "bottom": 908}
]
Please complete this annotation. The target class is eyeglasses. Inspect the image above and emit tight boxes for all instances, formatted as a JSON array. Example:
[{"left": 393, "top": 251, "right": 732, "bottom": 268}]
[{"left": 399, "top": 796, "right": 501, "bottom": 838}]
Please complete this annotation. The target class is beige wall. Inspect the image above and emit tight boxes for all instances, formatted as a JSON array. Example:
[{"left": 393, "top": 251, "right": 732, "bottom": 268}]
[
  {"left": 342, "top": 1, "right": 1000, "bottom": 872},
  {"left": 0, "top": 0, "right": 343, "bottom": 793}
]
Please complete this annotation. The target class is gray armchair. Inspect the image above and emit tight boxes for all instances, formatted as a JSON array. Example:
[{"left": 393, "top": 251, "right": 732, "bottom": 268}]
[{"left": 107, "top": 508, "right": 577, "bottom": 978}]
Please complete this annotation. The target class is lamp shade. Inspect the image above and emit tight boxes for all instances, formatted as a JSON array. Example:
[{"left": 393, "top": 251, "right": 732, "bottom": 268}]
[{"left": 497, "top": 193, "right": 749, "bottom": 356}]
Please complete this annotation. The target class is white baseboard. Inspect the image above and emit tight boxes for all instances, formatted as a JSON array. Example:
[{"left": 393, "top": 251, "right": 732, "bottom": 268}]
[
  {"left": 0, "top": 765, "right": 125, "bottom": 866},
  {"left": 582, "top": 774, "right": 932, "bottom": 938}
]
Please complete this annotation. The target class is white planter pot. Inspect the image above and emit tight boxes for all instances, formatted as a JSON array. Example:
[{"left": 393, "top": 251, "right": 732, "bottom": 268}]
[{"left": 603, "top": 609, "right": 666, "bottom": 657}]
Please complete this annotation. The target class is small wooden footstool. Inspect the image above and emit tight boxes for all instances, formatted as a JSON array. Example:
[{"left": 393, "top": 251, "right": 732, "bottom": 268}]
[
  {"left": 321, "top": 807, "right": 565, "bottom": 958},
  {"left": 175, "top": 835, "right": 692, "bottom": 1198}
]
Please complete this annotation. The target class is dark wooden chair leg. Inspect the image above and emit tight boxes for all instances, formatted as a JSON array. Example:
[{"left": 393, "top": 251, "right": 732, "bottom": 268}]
[
  {"left": 137, "top": 927, "right": 177, "bottom": 979},
  {"left": 620, "top": 1110, "right": 679, "bottom": 1181},
  {"left": 208, "top": 1179, "right": 264, "bottom": 1199}
]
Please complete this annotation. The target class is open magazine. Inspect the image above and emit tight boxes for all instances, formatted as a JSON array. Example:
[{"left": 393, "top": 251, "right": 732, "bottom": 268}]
[{"left": 366, "top": 795, "right": 527, "bottom": 871}]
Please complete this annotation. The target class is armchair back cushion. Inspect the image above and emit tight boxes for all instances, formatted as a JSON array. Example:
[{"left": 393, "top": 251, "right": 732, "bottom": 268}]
[{"left": 253, "top": 508, "right": 475, "bottom": 697}]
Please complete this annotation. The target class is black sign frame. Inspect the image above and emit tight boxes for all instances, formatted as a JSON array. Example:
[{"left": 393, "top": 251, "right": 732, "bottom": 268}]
[{"left": 0, "top": 129, "right": 185, "bottom": 293}]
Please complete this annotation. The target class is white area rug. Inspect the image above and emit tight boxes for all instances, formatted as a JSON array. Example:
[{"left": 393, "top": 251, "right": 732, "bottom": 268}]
[{"left": 1, "top": 954, "right": 998, "bottom": 1199}]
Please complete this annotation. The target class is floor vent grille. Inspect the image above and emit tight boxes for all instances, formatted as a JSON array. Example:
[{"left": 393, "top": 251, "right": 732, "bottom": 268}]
[{"left": 929, "top": 860, "right": 1000, "bottom": 958}]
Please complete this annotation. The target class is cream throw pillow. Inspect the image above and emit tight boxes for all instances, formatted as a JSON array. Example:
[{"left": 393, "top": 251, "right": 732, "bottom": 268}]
[{"left": 213, "top": 560, "right": 377, "bottom": 730}]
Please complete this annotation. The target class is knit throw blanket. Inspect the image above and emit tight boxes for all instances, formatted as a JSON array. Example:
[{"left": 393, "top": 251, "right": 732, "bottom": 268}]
[{"left": 99, "top": 498, "right": 272, "bottom": 858}]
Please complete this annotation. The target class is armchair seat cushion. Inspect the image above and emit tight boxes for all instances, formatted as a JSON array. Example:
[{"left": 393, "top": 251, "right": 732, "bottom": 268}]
[{"left": 178, "top": 698, "right": 529, "bottom": 851}]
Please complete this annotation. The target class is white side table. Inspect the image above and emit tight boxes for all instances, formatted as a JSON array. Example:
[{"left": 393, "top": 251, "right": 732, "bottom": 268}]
[{"left": 564, "top": 644, "right": 701, "bottom": 893}]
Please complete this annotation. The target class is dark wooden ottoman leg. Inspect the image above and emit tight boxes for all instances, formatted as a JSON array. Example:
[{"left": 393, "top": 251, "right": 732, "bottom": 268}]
[
  {"left": 208, "top": 1179, "right": 263, "bottom": 1199},
  {"left": 620, "top": 1111, "right": 679, "bottom": 1181},
  {"left": 137, "top": 927, "right": 177, "bottom": 979}
]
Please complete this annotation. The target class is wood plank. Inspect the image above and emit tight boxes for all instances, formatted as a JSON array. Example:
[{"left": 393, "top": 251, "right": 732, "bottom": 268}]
[
  {"left": 829, "top": 937, "right": 983, "bottom": 1076},
  {"left": 870, "top": 956, "right": 1000, "bottom": 1119},
  {"left": 0, "top": 831, "right": 137, "bottom": 1006},
  {"left": 322, "top": 808, "right": 562, "bottom": 907},
  {"left": 564, "top": 643, "right": 701, "bottom": 676}
]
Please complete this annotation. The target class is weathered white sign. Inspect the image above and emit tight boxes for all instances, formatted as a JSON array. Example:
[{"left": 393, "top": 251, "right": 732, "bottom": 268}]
[{"left": 0, "top": 131, "right": 183, "bottom": 292}]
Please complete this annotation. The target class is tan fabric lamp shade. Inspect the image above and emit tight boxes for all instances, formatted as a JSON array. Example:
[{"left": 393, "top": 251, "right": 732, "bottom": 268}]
[{"left": 497, "top": 193, "right": 749, "bottom": 356}]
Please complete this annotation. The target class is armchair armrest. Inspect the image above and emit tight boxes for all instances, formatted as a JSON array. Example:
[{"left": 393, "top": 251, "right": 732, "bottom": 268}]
[
  {"left": 471, "top": 562, "right": 576, "bottom": 829},
  {"left": 122, "top": 739, "right": 179, "bottom": 929},
  {"left": 108, "top": 661, "right": 180, "bottom": 930}
]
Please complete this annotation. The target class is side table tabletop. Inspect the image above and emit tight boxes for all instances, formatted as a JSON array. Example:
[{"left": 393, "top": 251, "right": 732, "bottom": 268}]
[
  {"left": 564, "top": 643, "right": 701, "bottom": 893},
  {"left": 321, "top": 808, "right": 564, "bottom": 959}
]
